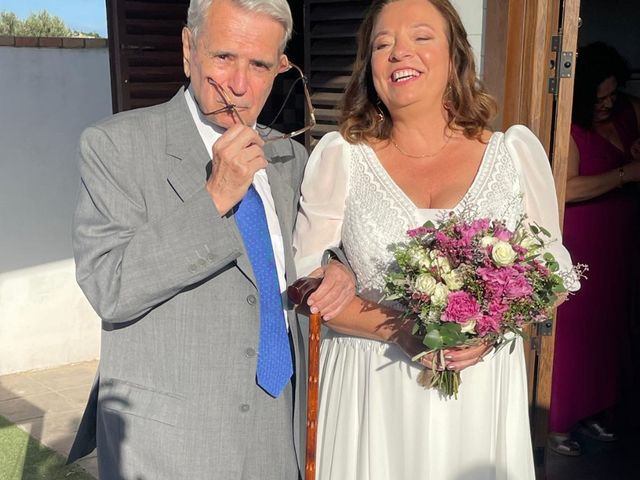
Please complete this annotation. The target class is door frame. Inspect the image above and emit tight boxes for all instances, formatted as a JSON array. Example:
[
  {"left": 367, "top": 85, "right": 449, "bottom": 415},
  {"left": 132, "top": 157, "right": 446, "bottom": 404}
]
[{"left": 484, "top": 0, "right": 581, "bottom": 472}]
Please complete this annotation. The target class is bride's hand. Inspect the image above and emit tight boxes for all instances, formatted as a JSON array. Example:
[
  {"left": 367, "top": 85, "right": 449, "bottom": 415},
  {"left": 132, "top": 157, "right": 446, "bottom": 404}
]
[
  {"left": 438, "top": 342, "right": 493, "bottom": 371},
  {"left": 393, "top": 326, "right": 492, "bottom": 371}
]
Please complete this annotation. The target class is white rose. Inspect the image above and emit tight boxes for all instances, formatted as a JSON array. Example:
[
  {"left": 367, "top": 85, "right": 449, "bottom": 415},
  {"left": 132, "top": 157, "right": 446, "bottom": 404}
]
[
  {"left": 480, "top": 235, "right": 498, "bottom": 248},
  {"left": 460, "top": 319, "right": 477, "bottom": 334},
  {"left": 431, "top": 283, "right": 450, "bottom": 307},
  {"left": 442, "top": 269, "right": 464, "bottom": 290},
  {"left": 492, "top": 240, "right": 517, "bottom": 266},
  {"left": 409, "top": 246, "right": 431, "bottom": 268},
  {"left": 429, "top": 251, "right": 451, "bottom": 273},
  {"left": 417, "top": 251, "right": 432, "bottom": 269},
  {"left": 519, "top": 235, "right": 540, "bottom": 253},
  {"left": 414, "top": 273, "right": 437, "bottom": 295}
]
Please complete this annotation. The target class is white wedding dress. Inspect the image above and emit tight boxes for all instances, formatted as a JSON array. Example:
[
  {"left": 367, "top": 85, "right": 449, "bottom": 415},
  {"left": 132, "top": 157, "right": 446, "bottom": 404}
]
[{"left": 293, "top": 126, "right": 579, "bottom": 480}]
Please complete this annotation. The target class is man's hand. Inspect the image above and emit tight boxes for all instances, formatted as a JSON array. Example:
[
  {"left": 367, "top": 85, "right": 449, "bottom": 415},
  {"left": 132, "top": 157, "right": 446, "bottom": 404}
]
[
  {"left": 207, "top": 124, "right": 266, "bottom": 215},
  {"left": 305, "top": 261, "right": 356, "bottom": 321}
]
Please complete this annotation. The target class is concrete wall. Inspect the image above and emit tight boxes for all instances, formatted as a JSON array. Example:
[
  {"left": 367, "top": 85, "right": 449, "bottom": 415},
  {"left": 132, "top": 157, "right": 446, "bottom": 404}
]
[{"left": 0, "top": 39, "right": 110, "bottom": 374}]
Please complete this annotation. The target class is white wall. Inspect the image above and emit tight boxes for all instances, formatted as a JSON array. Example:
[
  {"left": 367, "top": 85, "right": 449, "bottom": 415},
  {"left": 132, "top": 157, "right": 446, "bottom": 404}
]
[
  {"left": 451, "top": 0, "right": 486, "bottom": 74},
  {"left": 0, "top": 46, "right": 110, "bottom": 374},
  {"left": 0, "top": 259, "right": 101, "bottom": 375}
]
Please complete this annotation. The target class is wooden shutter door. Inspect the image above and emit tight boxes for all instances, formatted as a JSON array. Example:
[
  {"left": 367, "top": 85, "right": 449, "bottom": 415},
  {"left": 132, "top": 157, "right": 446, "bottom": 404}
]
[
  {"left": 106, "top": 0, "right": 188, "bottom": 113},
  {"left": 304, "top": 0, "right": 370, "bottom": 147}
]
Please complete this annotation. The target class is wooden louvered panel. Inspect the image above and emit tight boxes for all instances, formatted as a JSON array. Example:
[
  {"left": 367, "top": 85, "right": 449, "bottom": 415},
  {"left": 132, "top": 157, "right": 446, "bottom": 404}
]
[
  {"left": 310, "top": 39, "right": 358, "bottom": 55},
  {"left": 305, "top": 1, "right": 368, "bottom": 146},
  {"left": 311, "top": 92, "right": 343, "bottom": 106},
  {"left": 311, "top": 22, "right": 359, "bottom": 39},
  {"left": 309, "top": 73, "right": 350, "bottom": 90},
  {"left": 315, "top": 108, "right": 341, "bottom": 122},
  {"left": 124, "top": 1, "right": 188, "bottom": 19},
  {"left": 127, "top": 66, "right": 184, "bottom": 83},
  {"left": 107, "top": 0, "right": 190, "bottom": 112}
]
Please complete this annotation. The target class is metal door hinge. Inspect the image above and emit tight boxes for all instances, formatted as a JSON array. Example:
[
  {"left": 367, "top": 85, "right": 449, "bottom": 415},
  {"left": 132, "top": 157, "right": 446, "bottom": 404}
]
[
  {"left": 548, "top": 35, "right": 574, "bottom": 95},
  {"left": 538, "top": 319, "right": 554, "bottom": 336}
]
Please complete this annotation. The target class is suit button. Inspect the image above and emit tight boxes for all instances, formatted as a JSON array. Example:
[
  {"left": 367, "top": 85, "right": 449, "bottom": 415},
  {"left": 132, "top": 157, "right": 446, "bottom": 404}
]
[
  {"left": 245, "top": 348, "right": 256, "bottom": 358},
  {"left": 207, "top": 253, "right": 215, "bottom": 262},
  {"left": 247, "top": 295, "right": 257, "bottom": 305},
  {"left": 240, "top": 403, "right": 250, "bottom": 413},
  {"left": 188, "top": 264, "right": 197, "bottom": 273}
]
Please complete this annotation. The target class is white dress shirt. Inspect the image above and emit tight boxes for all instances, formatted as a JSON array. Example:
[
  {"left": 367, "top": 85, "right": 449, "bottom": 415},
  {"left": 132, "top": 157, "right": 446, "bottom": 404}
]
[{"left": 184, "top": 87, "right": 289, "bottom": 322}]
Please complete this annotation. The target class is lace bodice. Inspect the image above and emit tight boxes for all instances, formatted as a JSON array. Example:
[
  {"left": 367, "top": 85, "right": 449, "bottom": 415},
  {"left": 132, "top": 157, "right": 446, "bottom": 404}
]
[
  {"left": 293, "top": 126, "right": 579, "bottom": 301},
  {"left": 342, "top": 133, "right": 521, "bottom": 303}
]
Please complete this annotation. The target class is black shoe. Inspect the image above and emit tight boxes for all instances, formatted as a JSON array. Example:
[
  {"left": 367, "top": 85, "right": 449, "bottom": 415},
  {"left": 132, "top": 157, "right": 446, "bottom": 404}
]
[
  {"left": 547, "top": 433, "right": 582, "bottom": 456},
  {"left": 577, "top": 419, "right": 618, "bottom": 442}
]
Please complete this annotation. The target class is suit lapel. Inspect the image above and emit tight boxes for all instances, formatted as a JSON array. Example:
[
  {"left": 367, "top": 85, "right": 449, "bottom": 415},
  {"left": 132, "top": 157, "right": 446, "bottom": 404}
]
[
  {"left": 164, "top": 89, "right": 256, "bottom": 285},
  {"left": 165, "top": 90, "right": 211, "bottom": 202}
]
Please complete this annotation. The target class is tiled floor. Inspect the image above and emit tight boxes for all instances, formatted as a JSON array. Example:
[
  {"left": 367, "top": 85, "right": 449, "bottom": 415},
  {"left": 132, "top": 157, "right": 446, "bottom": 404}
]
[
  {"left": 1, "top": 360, "right": 638, "bottom": 480},
  {"left": 0, "top": 361, "right": 98, "bottom": 478}
]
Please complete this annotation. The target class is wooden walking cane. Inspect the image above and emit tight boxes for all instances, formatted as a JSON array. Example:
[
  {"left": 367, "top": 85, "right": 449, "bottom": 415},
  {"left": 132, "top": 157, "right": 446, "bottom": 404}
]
[{"left": 287, "top": 277, "right": 323, "bottom": 480}]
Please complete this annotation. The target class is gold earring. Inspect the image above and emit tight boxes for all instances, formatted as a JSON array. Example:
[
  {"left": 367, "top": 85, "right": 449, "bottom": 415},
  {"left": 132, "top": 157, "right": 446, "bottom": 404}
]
[
  {"left": 443, "top": 85, "right": 452, "bottom": 111},
  {"left": 375, "top": 100, "right": 385, "bottom": 124}
]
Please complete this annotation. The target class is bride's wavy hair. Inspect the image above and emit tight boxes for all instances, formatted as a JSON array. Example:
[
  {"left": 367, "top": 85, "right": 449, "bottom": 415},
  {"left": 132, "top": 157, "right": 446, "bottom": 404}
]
[{"left": 340, "top": 0, "right": 497, "bottom": 144}]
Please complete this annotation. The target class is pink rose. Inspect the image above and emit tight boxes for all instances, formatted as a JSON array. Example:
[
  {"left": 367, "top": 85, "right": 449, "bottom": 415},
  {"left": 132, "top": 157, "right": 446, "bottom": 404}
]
[
  {"left": 441, "top": 291, "right": 481, "bottom": 324},
  {"left": 493, "top": 225, "right": 513, "bottom": 242},
  {"left": 476, "top": 314, "right": 502, "bottom": 336},
  {"left": 478, "top": 266, "right": 533, "bottom": 300}
]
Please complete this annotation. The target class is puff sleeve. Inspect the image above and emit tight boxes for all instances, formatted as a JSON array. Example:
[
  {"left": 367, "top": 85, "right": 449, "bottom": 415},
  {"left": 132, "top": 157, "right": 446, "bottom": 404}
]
[
  {"left": 505, "top": 125, "right": 580, "bottom": 291},
  {"left": 293, "top": 132, "right": 350, "bottom": 276}
]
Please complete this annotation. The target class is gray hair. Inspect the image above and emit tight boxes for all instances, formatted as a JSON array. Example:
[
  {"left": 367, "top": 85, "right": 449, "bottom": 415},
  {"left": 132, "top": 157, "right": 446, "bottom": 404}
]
[{"left": 187, "top": 0, "right": 293, "bottom": 53}]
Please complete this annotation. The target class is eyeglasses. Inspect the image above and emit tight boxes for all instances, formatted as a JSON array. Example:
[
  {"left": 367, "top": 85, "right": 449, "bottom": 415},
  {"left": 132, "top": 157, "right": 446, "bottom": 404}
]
[{"left": 206, "top": 61, "right": 316, "bottom": 144}]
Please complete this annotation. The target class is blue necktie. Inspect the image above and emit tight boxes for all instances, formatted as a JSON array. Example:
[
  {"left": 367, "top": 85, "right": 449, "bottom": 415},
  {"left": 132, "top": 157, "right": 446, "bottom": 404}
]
[{"left": 235, "top": 185, "right": 293, "bottom": 398}]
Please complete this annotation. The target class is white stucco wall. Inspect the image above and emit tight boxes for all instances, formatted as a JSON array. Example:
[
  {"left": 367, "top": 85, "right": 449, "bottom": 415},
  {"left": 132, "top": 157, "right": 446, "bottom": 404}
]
[
  {"left": 0, "top": 45, "right": 110, "bottom": 375},
  {"left": 451, "top": 0, "right": 486, "bottom": 74}
]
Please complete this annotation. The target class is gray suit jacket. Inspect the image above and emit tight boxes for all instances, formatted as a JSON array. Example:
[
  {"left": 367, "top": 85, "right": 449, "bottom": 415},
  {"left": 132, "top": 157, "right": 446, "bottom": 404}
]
[{"left": 69, "top": 89, "right": 308, "bottom": 479}]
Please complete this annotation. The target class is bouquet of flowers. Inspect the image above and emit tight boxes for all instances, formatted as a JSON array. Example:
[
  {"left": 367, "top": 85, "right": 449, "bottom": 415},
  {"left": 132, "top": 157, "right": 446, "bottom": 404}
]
[{"left": 384, "top": 211, "right": 582, "bottom": 399}]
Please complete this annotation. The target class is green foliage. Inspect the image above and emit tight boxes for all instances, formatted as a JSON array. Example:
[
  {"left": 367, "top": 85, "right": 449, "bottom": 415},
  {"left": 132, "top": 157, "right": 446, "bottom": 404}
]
[
  {"left": 0, "top": 415, "right": 94, "bottom": 480},
  {"left": 20, "top": 11, "right": 71, "bottom": 37},
  {"left": 0, "top": 11, "right": 20, "bottom": 35},
  {"left": 0, "top": 10, "right": 102, "bottom": 38}
]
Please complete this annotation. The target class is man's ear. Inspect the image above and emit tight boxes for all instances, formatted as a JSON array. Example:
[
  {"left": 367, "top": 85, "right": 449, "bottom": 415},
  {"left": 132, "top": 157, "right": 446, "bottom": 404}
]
[
  {"left": 182, "top": 27, "right": 192, "bottom": 78},
  {"left": 277, "top": 54, "right": 290, "bottom": 74}
]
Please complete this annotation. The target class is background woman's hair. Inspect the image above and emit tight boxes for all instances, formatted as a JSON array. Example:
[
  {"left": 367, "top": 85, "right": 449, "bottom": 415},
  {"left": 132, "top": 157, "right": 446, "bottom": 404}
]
[
  {"left": 339, "top": 0, "right": 496, "bottom": 144},
  {"left": 572, "top": 42, "right": 630, "bottom": 130}
]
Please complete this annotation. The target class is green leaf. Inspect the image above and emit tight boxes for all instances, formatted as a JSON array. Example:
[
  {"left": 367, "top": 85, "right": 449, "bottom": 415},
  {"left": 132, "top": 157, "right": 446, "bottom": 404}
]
[
  {"left": 439, "top": 323, "right": 463, "bottom": 346},
  {"left": 552, "top": 283, "right": 567, "bottom": 293},
  {"left": 530, "top": 225, "right": 540, "bottom": 234},
  {"left": 424, "top": 329, "right": 444, "bottom": 349}
]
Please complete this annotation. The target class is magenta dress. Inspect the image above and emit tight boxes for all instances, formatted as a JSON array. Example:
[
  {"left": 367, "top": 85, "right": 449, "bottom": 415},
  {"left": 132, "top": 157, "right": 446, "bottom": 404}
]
[{"left": 549, "top": 98, "right": 640, "bottom": 432}]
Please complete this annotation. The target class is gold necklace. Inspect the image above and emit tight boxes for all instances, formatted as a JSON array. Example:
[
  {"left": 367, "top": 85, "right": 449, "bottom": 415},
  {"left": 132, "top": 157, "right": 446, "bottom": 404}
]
[{"left": 390, "top": 132, "right": 452, "bottom": 158}]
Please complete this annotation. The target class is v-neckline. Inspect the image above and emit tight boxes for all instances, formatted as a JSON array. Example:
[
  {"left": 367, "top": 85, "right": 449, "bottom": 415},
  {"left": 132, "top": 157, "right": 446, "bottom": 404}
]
[{"left": 359, "top": 132, "right": 499, "bottom": 212}]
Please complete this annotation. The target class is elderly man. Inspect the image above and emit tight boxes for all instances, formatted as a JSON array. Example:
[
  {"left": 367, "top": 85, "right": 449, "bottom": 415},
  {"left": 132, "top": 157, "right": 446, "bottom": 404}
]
[{"left": 67, "top": 0, "right": 354, "bottom": 478}]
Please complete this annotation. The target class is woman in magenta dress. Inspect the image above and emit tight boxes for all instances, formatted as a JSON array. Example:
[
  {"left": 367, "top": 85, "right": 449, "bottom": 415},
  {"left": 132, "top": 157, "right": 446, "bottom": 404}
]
[{"left": 549, "top": 42, "right": 640, "bottom": 455}]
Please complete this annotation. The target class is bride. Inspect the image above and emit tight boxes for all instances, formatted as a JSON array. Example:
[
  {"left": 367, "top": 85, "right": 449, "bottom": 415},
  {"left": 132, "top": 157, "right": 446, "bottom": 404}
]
[{"left": 294, "top": 0, "right": 579, "bottom": 478}]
